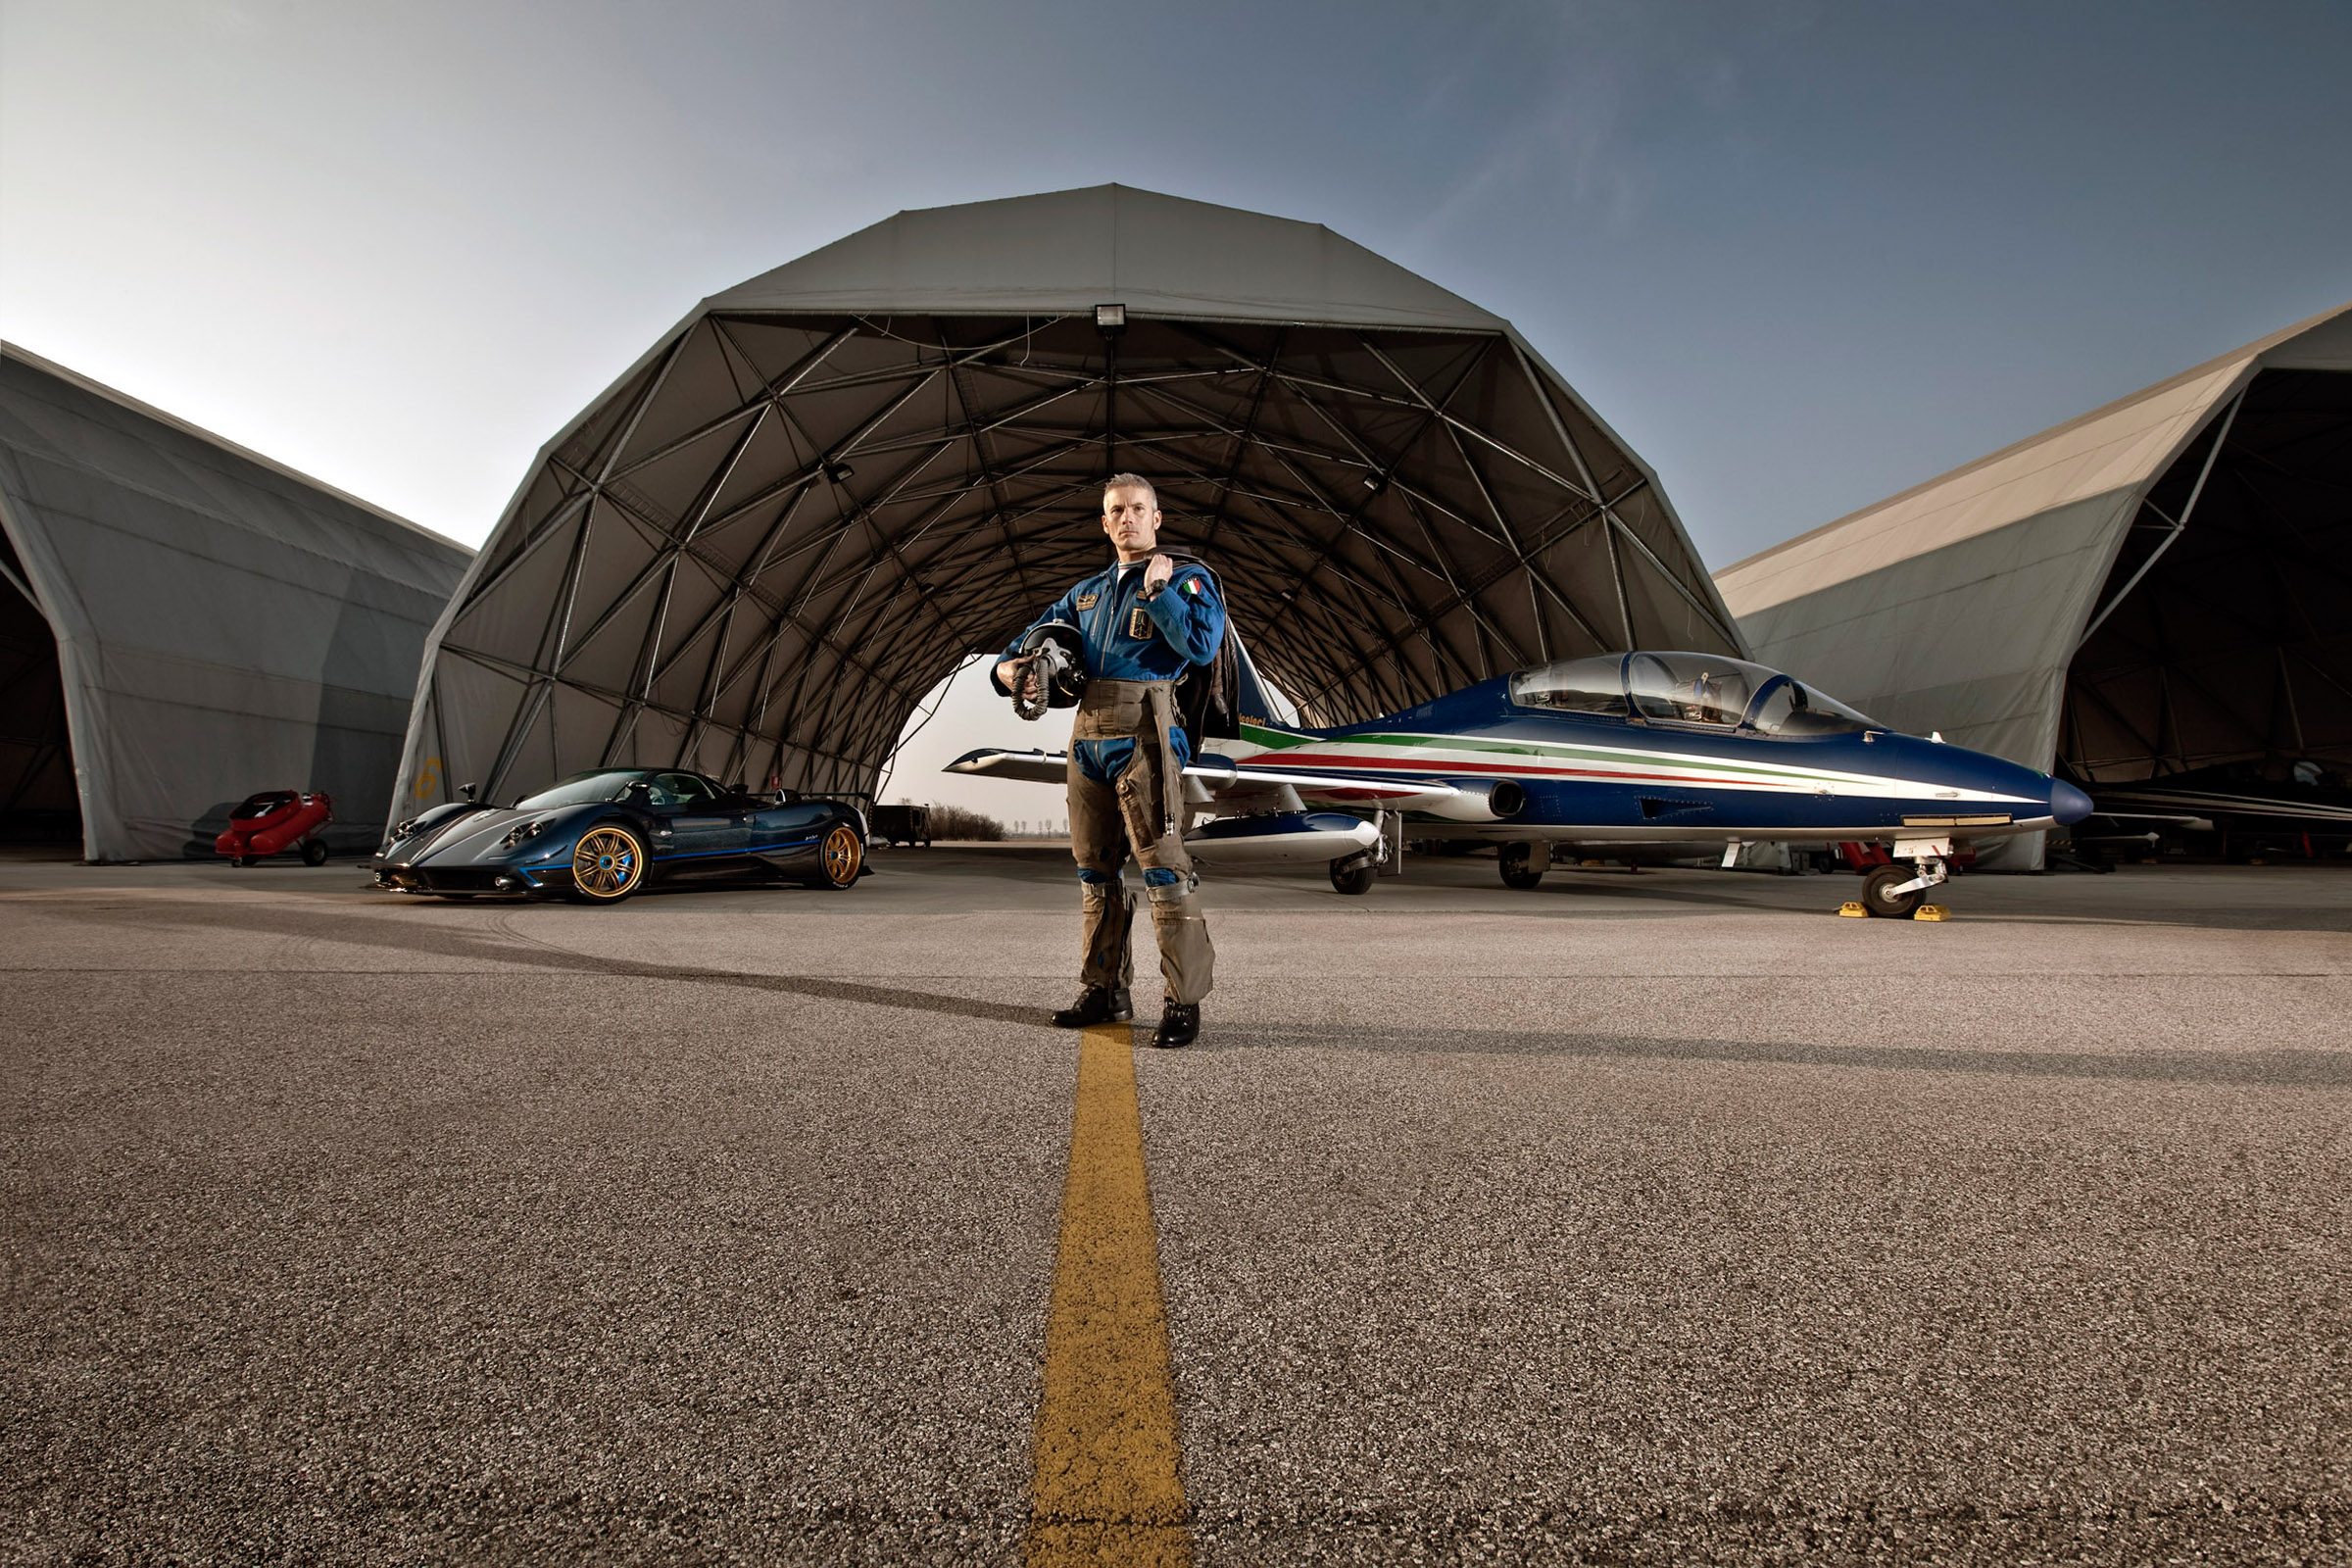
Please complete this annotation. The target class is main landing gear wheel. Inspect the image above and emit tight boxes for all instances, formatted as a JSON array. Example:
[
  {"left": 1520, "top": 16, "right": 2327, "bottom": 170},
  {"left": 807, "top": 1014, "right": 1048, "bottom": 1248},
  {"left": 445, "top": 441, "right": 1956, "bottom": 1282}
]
[
  {"left": 300, "top": 839, "right": 328, "bottom": 866},
  {"left": 1328, "top": 856, "right": 1375, "bottom": 896},
  {"left": 565, "top": 824, "right": 646, "bottom": 905},
  {"left": 805, "top": 824, "right": 862, "bottom": 890},
  {"left": 1860, "top": 863, "right": 1925, "bottom": 918},
  {"left": 1499, "top": 842, "right": 1545, "bottom": 890}
]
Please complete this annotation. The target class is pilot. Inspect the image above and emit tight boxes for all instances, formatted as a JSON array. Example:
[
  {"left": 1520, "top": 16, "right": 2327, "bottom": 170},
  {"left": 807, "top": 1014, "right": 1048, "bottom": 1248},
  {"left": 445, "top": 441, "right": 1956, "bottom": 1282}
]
[{"left": 993, "top": 473, "right": 1227, "bottom": 1049}]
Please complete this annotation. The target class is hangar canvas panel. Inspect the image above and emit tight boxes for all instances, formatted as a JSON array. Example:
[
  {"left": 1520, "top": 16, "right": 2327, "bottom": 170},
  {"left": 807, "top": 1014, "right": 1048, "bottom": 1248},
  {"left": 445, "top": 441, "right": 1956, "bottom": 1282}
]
[
  {"left": 0, "top": 346, "right": 472, "bottom": 861},
  {"left": 396, "top": 185, "right": 1742, "bottom": 820}
]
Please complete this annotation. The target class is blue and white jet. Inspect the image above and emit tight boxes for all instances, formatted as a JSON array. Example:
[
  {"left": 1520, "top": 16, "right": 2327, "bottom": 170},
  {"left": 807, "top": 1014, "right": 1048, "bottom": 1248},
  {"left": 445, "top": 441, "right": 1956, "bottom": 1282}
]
[{"left": 949, "top": 643, "right": 2093, "bottom": 915}]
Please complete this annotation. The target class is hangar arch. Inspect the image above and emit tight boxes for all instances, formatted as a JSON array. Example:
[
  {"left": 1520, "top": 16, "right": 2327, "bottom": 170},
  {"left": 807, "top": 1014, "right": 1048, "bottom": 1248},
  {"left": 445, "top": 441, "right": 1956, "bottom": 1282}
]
[
  {"left": 1718, "top": 300, "right": 2351, "bottom": 864},
  {"left": 2064, "top": 363, "right": 2352, "bottom": 782},
  {"left": 0, "top": 345, "right": 470, "bottom": 861},
  {"left": 394, "top": 185, "right": 1741, "bottom": 815}
]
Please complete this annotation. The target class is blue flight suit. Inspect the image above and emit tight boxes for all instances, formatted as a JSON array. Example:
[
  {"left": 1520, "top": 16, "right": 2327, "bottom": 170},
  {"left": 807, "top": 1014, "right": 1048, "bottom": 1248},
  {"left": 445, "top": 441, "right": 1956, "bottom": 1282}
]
[{"left": 994, "top": 556, "right": 1226, "bottom": 1003}]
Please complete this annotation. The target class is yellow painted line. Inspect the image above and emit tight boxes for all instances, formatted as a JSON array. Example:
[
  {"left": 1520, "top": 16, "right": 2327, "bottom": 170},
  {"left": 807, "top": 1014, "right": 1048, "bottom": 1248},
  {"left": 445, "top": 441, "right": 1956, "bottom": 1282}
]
[{"left": 1026, "top": 1022, "right": 1191, "bottom": 1567}]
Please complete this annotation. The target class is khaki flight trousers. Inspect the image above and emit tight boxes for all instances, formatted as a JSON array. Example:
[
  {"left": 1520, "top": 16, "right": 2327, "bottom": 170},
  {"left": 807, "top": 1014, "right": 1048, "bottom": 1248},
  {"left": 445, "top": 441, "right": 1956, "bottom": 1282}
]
[{"left": 1069, "top": 682, "right": 1214, "bottom": 1005}]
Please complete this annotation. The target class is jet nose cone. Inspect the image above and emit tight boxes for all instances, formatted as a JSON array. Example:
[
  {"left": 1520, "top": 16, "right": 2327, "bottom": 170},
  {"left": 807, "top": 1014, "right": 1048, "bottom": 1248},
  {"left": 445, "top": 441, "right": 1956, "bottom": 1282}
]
[{"left": 2051, "top": 779, "right": 2093, "bottom": 825}]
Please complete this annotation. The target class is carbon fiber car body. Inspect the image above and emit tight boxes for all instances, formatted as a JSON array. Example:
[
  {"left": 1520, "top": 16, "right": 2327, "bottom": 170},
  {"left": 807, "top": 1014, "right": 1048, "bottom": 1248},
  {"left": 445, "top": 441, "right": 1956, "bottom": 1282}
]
[{"left": 372, "top": 768, "right": 863, "bottom": 901}]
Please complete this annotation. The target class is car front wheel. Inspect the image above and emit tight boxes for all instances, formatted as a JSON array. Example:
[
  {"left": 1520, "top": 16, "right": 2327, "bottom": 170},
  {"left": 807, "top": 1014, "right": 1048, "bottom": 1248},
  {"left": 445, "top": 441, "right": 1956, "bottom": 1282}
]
[{"left": 565, "top": 824, "right": 647, "bottom": 905}]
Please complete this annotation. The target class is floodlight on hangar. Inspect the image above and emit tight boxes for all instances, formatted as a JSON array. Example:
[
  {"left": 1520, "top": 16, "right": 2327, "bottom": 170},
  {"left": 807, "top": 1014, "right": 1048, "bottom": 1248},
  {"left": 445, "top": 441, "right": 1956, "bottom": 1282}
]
[{"left": 389, "top": 185, "right": 1744, "bottom": 817}]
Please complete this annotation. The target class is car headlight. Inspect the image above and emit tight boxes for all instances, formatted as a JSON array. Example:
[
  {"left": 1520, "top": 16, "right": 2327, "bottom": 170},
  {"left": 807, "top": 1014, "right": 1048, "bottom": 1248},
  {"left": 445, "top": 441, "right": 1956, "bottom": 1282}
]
[{"left": 503, "top": 815, "right": 554, "bottom": 849}]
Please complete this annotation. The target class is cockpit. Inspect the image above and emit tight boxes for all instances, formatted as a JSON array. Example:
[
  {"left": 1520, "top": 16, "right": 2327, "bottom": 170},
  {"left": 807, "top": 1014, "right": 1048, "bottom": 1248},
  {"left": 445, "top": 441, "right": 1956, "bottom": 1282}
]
[{"left": 1506, "top": 652, "right": 1883, "bottom": 736}]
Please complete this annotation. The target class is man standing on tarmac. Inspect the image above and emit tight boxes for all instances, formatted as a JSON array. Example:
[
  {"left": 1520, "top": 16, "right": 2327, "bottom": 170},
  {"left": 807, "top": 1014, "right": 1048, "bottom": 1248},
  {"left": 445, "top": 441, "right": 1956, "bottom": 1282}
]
[{"left": 993, "top": 474, "right": 1226, "bottom": 1049}]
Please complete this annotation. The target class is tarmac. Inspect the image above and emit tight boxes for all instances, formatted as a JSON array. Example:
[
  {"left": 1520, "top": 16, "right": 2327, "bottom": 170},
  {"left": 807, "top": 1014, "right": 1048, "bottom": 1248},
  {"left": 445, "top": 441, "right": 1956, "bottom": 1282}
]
[{"left": 3, "top": 846, "right": 2347, "bottom": 1565}]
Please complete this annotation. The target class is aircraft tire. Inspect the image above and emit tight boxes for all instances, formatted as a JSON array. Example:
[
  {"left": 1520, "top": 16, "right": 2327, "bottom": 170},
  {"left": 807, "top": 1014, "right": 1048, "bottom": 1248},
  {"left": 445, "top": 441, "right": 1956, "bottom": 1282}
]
[
  {"left": 1328, "top": 857, "right": 1376, "bottom": 896},
  {"left": 1499, "top": 842, "right": 1544, "bottom": 890},
  {"left": 1860, "top": 863, "right": 1924, "bottom": 917}
]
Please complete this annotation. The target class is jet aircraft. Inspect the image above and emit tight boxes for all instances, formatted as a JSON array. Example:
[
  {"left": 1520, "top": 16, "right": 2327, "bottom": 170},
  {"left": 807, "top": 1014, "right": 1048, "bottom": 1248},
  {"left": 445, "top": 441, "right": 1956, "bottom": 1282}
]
[{"left": 949, "top": 642, "right": 2093, "bottom": 916}]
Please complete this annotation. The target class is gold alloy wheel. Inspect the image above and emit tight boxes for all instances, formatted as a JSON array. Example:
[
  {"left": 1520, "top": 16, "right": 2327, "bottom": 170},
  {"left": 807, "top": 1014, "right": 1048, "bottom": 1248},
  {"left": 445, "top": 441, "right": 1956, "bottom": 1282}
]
[
  {"left": 568, "top": 824, "right": 646, "bottom": 902},
  {"left": 813, "top": 823, "right": 862, "bottom": 889}
]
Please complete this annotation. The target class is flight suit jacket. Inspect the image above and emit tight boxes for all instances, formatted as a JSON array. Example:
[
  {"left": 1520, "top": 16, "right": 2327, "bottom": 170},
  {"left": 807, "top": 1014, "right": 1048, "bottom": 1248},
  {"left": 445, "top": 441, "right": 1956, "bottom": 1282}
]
[{"left": 991, "top": 559, "right": 1227, "bottom": 692}]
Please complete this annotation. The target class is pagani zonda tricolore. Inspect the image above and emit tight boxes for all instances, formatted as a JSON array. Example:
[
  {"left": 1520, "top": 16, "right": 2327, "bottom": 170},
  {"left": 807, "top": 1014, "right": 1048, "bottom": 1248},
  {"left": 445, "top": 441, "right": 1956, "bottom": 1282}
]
[{"left": 373, "top": 769, "right": 865, "bottom": 904}]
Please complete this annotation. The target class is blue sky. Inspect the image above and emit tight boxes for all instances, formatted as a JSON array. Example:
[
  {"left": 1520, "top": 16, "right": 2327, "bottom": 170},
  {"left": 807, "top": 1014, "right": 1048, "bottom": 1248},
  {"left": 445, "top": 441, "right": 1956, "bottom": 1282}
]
[{"left": 5, "top": 1, "right": 2347, "bottom": 810}]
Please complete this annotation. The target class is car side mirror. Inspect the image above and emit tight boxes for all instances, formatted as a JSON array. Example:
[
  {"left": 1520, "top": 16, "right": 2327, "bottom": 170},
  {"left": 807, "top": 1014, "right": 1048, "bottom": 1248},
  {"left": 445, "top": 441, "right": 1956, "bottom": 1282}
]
[{"left": 460, "top": 781, "right": 478, "bottom": 802}]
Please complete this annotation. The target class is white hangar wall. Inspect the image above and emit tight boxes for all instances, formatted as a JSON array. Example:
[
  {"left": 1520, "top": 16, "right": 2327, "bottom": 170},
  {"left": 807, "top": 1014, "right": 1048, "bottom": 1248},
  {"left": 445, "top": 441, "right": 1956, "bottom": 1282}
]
[{"left": 0, "top": 345, "right": 473, "bottom": 861}]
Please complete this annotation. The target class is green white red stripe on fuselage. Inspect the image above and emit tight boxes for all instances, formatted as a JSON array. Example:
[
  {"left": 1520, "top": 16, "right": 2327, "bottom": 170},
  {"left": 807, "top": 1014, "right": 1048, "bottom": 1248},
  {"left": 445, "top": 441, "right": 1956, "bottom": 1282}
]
[{"left": 1223, "top": 722, "right": 2044, "bottom": 811}]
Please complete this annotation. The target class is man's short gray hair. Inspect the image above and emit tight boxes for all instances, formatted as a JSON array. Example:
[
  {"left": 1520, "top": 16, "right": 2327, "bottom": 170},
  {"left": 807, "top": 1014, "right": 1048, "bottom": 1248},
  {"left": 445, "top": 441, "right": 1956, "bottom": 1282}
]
[{"left": 1102, "top": 472, "right": 1157, "bottom": 510}]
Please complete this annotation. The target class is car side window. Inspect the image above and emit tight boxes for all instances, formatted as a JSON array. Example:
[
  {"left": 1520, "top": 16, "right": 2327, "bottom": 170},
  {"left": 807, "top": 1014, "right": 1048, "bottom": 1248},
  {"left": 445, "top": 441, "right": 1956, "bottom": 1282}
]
[{"left": 652, "top": 772, "right": 719, "bottom": 808}]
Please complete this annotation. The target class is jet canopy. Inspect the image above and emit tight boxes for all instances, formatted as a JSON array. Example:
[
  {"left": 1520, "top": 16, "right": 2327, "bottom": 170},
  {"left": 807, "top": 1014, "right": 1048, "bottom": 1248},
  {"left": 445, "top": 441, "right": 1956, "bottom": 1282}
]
[{"left": 1507, "top": 652, "right": 1884, "bottom": 736}]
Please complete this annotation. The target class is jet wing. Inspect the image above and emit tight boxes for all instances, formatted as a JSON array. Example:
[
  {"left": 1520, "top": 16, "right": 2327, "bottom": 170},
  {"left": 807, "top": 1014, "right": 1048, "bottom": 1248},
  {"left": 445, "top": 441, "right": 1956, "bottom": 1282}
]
[
  {"left": 942, "top": 748, "right": 1069, "bottom": 786},
  {"left": 945, "top": 748, "right": 1462, "bottom": 810}
]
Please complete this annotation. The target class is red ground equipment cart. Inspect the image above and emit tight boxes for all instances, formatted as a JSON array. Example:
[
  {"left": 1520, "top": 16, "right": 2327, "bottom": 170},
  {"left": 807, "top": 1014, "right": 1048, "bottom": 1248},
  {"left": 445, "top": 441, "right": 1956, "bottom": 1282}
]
[{"left": 216, "top": 790, "right": 334, "bottom": 865}]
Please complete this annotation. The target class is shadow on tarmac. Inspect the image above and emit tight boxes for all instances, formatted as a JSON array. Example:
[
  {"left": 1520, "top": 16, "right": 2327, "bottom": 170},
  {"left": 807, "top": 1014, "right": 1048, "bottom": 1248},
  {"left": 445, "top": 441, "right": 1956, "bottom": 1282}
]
[
  {"left": 1212, "top": 1023, "right": 2352, "bottom": 1088},
  {"left": 74, "top": 897, "right": 1048, "bottom": 1029},
  {"left": 64, "top": 898, "right": 2349, "bottom": 1091}
]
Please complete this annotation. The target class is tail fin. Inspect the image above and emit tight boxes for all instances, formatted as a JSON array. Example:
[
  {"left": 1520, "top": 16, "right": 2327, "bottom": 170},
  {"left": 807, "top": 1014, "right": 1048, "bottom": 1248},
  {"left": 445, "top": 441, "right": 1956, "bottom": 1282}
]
[{"left": 1231, "top": 631, "right": 1305, "bottom": 731}]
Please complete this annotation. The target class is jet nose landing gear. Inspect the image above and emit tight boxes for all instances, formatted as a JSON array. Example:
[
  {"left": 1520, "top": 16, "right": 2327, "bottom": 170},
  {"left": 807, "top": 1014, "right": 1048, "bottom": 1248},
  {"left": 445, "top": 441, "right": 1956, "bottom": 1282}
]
[{"left": 1860, "top": 837, "right": 1953, "bottom": 917}]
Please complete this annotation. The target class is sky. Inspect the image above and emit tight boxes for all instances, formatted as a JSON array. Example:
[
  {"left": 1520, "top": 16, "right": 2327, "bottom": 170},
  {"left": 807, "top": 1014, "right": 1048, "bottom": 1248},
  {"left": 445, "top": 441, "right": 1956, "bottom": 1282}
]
[{"left": 5, "top": 0, "right": 2349, "bottom": 816}]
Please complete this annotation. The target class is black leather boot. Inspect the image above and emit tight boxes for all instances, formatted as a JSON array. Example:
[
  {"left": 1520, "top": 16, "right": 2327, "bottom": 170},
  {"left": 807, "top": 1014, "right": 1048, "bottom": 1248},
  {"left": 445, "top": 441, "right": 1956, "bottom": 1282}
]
[
  {"left": 1052, "top": 985, "right": 1132, "bottom": 1028},
  {"left": 1152, "top": 1002, "right": 1200, "bottom": 1049}
]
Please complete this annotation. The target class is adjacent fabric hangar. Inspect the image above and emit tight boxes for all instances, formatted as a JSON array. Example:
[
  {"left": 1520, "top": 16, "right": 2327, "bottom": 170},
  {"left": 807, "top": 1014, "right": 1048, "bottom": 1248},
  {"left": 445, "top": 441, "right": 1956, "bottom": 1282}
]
[
  {"left": 1716, "top": 304, "right": 2352, "bottom": 863},
  {"left": 0, "top": 346, "right": 472, "bottom": 861},
  {"left": 394, "top": 185, "right": 1742, "bottom": 813}
]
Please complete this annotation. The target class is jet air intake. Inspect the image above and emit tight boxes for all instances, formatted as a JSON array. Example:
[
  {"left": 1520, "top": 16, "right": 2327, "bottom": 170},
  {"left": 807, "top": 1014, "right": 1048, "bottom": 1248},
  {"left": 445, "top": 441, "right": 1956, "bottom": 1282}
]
[{"left": 1426, "top": 780, "right": 1525, "bottom": 823}]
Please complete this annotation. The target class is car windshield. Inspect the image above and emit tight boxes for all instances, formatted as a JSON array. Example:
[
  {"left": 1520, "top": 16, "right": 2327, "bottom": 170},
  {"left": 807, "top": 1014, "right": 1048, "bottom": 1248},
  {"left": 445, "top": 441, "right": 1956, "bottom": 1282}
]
[{"left": 514, "top": 770, "right": 647, "bottom": 809}]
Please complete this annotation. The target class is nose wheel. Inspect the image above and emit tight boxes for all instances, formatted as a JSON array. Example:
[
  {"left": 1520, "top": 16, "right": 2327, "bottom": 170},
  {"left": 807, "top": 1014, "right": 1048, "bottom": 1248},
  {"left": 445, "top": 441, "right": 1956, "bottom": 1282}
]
[{"left": 1860, "top": 856, "right": 1949, "bottom": 917}]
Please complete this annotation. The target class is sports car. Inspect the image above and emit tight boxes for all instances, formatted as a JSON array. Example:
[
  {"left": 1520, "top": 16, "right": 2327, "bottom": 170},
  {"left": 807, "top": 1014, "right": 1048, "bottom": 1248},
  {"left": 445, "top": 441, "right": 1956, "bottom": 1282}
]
[{"left": 372, "top": 768, "right": 865, "bottom": 904}]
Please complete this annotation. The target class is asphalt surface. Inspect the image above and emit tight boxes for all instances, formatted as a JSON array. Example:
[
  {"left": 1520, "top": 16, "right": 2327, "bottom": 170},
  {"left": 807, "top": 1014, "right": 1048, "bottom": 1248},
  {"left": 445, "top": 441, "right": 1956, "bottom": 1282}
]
[{"left": 3, "top": 847, "right": 2348, "bottom": 1564}]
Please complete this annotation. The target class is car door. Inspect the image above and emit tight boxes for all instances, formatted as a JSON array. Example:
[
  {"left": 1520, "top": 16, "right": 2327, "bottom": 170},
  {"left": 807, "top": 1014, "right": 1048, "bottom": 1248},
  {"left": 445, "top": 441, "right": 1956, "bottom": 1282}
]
[
  {"left": 648, "top": 772, "right": 746, "bottom": 871},
  {"left": 743, "top": 795, "right": 835, "bottom": 865}
]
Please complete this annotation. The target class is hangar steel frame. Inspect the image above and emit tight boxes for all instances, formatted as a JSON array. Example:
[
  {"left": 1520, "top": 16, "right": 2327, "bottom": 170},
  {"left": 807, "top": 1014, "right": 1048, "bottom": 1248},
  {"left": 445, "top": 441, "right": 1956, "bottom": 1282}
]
[{"left": 394, "top": 187, "right": 1741, "bottom": 815}]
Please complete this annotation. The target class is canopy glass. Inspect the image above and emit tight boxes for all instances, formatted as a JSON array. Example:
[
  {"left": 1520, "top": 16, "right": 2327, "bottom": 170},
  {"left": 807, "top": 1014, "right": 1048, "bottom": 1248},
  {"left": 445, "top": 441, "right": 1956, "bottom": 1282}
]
[{"left": 1508, "top": 653, "right": 1881, "bottom": 735}]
